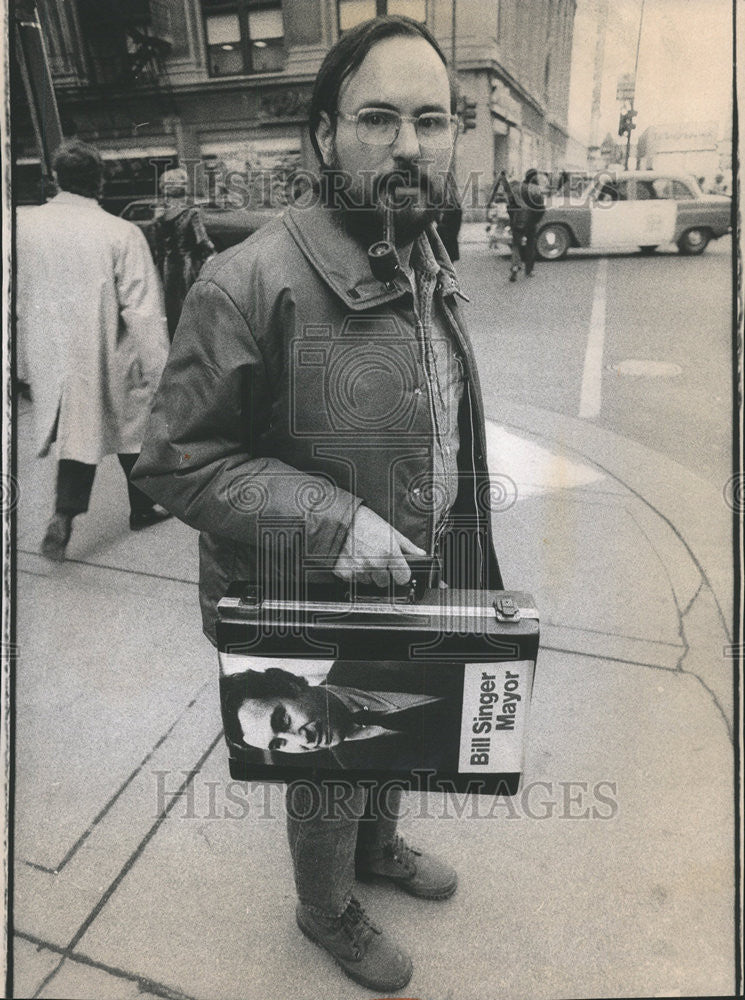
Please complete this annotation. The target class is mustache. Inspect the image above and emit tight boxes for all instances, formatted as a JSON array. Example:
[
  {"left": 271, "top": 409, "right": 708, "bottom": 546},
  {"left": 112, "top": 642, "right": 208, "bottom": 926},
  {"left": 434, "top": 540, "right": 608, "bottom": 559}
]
[
  {"left": 374, "top": 167, "right": 433, "bottom": 207},
  {"left": 321, "top": 162, "right": 447, "bottom": 211}
]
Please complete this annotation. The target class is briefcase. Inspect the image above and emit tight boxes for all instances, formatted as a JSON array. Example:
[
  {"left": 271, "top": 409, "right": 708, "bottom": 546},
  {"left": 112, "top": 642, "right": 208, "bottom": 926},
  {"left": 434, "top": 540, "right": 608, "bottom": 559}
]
[{"left": 216, "top": 575, "right": 539, "bottom": 795}]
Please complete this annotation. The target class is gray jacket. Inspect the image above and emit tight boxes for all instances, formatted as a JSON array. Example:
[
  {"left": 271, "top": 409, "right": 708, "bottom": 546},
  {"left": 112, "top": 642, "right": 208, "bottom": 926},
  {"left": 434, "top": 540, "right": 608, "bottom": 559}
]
[{"left": 133, "top": 202, "right": 501, "bottom": 643}]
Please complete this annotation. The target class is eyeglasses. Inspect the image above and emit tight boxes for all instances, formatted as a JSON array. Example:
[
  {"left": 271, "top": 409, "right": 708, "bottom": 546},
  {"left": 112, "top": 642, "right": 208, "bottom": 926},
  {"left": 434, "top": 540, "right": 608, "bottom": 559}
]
[{"left": 337, "top": 108, "right": 458, "bottom": 148}]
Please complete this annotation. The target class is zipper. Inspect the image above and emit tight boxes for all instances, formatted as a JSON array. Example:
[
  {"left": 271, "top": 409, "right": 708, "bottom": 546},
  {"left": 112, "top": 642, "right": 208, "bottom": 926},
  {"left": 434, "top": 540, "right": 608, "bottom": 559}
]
[
  {"left": 413, "top": 313, "right": 438, "bottom": 557},
  {"left": 441, "top": 296, "right": 484, "bottom": 588}
]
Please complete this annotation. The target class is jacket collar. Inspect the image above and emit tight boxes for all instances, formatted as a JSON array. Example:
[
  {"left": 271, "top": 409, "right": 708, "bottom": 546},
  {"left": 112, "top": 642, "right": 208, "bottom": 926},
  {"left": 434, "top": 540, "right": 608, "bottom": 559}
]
[
  {"left": 283, "top": 201, "right": 465, "bottom": 311},
  {"left": 51, "top": 191, "right": 102, "bottom": 209},
  {"left": 324, "top": 683, "right": 441, "bottom": 715}
]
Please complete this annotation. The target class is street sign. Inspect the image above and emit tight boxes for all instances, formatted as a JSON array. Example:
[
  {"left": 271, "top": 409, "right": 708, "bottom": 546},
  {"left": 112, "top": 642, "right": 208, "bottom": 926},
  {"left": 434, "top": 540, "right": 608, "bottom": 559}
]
[{"left": 616, "top": 72, "right": 636, "bottom": 102}]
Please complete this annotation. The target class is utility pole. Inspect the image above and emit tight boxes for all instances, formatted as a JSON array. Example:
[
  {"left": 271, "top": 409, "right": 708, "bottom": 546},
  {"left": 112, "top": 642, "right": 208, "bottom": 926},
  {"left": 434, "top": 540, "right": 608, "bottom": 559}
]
[
  {"left": 450, "top": 0, "right": 458, "bottom": 174},
  {"left": 13, "top": 0, "right": 63, "bottom": 194},
  {"left": 450, "top": 0, "right": 457, "bottom": 71},
  {"left": 624, "top": 0, "right": 645, "bottom": 170}
]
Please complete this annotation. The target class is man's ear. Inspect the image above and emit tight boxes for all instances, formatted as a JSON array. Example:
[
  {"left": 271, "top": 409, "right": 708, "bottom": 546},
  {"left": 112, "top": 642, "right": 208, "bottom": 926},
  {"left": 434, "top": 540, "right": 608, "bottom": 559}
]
[{"left": 315, "top": 111, "right": 335, "bottom": 167}]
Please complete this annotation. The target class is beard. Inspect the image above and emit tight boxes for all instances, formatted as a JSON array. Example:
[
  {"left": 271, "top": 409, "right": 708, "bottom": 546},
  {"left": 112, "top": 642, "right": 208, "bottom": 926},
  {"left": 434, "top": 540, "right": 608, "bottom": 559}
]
[{"left": 324, "top": 146, "right": 446, "bottom": 248}]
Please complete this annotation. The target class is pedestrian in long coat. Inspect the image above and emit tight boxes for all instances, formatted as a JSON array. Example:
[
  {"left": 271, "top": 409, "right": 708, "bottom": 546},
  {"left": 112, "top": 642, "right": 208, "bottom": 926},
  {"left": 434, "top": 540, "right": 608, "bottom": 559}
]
[
  {"left": 146, "top": 167, "right": 215, "bottom": 340},
  {"left": 15, "top": 140, "right": 172, "bottom": 559}
]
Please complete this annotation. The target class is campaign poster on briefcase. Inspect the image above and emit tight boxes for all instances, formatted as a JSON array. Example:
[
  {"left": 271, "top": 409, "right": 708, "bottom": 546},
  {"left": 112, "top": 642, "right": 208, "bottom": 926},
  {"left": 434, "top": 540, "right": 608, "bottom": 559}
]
[{"left": 217, "top": 650, "right": 536, "bottom": 795}]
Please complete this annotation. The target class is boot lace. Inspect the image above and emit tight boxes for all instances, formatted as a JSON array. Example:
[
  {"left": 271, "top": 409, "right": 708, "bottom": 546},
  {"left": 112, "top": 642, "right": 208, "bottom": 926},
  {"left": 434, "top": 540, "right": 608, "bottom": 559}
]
[
  {"left": 383, "top": 834, "right": 420, "bottom": 877},
  {"left": 341, "top": 897, "right": 380, "bottom": 957}
]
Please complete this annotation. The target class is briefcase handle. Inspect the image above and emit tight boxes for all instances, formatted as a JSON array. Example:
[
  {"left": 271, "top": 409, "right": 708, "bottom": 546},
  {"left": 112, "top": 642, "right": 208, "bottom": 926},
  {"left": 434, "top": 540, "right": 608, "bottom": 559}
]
[
  {"left": 347, "top": 556, "right": 439, "bottom": 603},
  {"left": 227, "top": 557, "right": 439, "bottom": 607}
]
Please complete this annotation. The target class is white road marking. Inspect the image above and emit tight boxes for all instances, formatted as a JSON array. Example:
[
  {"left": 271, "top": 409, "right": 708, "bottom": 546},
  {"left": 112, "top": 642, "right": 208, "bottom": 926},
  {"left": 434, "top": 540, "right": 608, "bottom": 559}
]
[{"left": 579, "top": 257, "right": 608, "bottom": 419}]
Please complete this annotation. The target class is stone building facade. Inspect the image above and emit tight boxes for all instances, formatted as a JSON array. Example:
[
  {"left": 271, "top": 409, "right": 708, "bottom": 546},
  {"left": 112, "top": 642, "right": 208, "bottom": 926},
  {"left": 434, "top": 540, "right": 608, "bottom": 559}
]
[{"left": 15, "top": 0, "right": 578, "bottom": 216}]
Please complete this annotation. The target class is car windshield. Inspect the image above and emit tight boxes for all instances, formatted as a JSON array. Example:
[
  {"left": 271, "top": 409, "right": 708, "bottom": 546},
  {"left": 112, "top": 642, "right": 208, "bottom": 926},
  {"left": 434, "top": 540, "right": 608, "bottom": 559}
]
[
  {"left": 683, "top": 175, "right": 704, "bottom": 196},
  {"left": 552, "top": 172, "right": 593, "bottom": 198},
  {"left": 123, "top": 202, "right": 156, "bottom": 220}
]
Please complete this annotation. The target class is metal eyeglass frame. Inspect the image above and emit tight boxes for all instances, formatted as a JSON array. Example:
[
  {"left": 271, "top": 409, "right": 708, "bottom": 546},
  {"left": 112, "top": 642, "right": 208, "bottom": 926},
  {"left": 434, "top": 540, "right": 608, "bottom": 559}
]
[{"left": 336, "top": 108, "right": 459, "bottom": 147}]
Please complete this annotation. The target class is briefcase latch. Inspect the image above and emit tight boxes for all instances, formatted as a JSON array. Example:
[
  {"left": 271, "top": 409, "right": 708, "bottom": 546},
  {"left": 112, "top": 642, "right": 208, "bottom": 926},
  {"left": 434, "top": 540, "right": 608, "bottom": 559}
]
[{"left": 493, "top": 595, "right": 520, "bottom": 621}]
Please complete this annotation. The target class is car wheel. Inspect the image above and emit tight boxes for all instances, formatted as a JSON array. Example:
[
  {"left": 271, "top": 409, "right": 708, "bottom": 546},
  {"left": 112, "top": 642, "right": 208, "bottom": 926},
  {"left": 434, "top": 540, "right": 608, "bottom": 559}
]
[
  {"left": 537, "top": 224, "right": 570, "bottom": 261},
  {"left": 677, "top": 228, "right": 710, "bottom": 255},
  {"left": 639, "top": 245, "right": 658, "bottom": 255}
]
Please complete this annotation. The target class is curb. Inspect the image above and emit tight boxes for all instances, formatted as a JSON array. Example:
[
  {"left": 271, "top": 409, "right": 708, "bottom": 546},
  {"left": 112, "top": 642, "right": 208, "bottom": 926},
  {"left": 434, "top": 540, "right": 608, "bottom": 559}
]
[{"left": 489, "top": 399, "right": 734, "bottom": 641}]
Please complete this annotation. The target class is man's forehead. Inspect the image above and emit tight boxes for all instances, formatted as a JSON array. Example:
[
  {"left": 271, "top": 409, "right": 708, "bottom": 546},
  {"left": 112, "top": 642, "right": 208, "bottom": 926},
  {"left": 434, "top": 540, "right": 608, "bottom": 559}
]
[
  {"left": 338, "top": 35, "right": 450, "bottom": 112},
  {"left": 237, "top": 698, "right": 276, "bottom": 743}
]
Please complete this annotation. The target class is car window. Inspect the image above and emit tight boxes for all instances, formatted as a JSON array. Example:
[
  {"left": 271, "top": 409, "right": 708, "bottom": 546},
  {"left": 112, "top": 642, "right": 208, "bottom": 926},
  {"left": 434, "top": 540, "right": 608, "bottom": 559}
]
[
  {"left": 635, "top": 180, "right": 658, "bottom": 200},
  {"left": 651, "top": 178, "right": 674, "bottom": 199},
  {"left": 596, "top": 180, "right": 630, "bottom": 203},
  {"left": 124, "top": 202, "right": 156, "bottom": 221},
  {"left": 671, "top": 180, "right": 695, "bottom": 200}
]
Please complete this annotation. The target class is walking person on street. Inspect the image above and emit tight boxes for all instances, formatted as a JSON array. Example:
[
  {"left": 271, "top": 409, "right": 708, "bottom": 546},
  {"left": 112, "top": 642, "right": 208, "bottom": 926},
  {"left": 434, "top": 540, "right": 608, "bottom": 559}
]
[
  {"left": 133, "top": 15, "right": 502, "bottom": 993},
  {"left": 506, "top": 167, "right": 546, "bottom": 281},
  {"left": 147, "top": 167, "right": 216, "bottom": 341},
  {"left": 16, "top": 140, "right": 172, "bottom": 561}
]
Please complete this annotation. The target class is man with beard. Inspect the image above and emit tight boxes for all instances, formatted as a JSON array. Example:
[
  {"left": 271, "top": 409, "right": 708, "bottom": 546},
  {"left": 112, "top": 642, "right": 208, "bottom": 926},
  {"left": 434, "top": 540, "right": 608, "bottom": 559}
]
[{"left": 133, "top": 14, "right": 501, "bottom": 992}]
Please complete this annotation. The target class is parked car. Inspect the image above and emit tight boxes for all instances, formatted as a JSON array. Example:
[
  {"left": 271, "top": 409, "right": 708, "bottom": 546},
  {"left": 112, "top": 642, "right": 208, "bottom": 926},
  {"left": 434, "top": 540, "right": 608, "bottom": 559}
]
[
  {"left": 119, "top": 198, "right": 282, "bottom": 252},
  {"left": 535, "top": 170, "right": 731, "bottom": 260}
]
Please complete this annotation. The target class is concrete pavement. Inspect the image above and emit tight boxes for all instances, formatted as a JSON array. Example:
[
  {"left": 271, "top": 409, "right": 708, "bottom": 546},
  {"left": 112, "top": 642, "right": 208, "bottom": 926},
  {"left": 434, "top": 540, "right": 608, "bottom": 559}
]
[{"left": 11, "top": 313, "right": 735, "bottom": 999}]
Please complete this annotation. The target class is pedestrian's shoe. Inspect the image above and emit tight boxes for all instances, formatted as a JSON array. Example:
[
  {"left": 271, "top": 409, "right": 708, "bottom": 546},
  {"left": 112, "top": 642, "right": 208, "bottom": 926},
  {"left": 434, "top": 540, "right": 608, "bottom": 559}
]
[
  {"left": 357, "top": 834, "right": 458, "bottom": 900},
  {"left": 509, "top": 265, "right": 519, "bottom": 282},
  {"left": 41, "top": 513, "right": 72, "bottom": 562},
  {"left": 525, "top": 267, "right": 534, "bottom": 277},
  {"left": 296, "top": 896, "right": 413, "bottom": 993},
  {"left": 129, "top": 506, "right": 173, "bottom": 531}
]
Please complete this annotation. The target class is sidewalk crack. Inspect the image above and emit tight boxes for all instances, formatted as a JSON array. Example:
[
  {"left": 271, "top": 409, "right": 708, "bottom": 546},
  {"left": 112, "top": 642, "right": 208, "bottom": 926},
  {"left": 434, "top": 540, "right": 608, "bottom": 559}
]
[
  {"left": 499, "top": 418, "right": 732, "bottom": 645},
  {"left": 17, "top": 930, "right": 199, "bottom": 1000},
  {"left": 22, "top": 678, "right": 212, "bottom": 874},
  {"left": 680, "top": 578, "right": 705, "bottom": 618},
  {"left": 627, "top": 507, "right": 733, "bottom": 743},
  {"left": 27, "top": 732, "right": 224, "bottom": 1000}
]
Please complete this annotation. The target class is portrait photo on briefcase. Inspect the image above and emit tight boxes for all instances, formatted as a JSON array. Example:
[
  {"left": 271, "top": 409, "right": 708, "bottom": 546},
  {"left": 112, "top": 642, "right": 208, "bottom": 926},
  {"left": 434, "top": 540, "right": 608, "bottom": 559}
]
[{"left": 217, "top": 577, "right": 539, "bottom": 794}]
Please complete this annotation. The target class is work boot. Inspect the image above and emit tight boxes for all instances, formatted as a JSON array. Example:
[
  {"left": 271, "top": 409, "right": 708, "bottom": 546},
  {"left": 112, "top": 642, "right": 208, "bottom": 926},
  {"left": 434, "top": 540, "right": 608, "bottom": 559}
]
[
  {"left": 357, "top": 834, "right": 458, "bottom": 900},
  {"left": 41, "top": 513, "right": 73, "bottom": 561},
  {"left": 296, "top": 896, "right": 412, "bottom": 993}
]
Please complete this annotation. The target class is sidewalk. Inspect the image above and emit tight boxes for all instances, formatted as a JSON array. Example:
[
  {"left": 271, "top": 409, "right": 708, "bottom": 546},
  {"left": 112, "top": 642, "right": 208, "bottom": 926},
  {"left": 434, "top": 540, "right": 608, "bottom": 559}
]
[{"left": 12, "top": 374, "right": 735, "bottom": 998}]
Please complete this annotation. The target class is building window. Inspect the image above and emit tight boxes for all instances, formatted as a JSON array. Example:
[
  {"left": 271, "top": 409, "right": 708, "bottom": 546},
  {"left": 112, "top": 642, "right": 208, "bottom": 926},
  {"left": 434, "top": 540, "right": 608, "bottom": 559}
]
[
  {"left": 337, "top": 0, "right": 426, "bottom": 33},
  {"left": 202, "top": 1, "right": 285, "bottom": 76}
]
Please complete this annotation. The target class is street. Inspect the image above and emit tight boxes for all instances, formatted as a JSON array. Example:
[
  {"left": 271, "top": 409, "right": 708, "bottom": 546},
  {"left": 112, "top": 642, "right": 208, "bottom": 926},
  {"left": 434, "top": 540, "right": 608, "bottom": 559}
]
[
  {"left": 9, "top": 0, "right": 737, "bottom": 992},
  {"left": 11, "top": 231, "right": 736, "bottom": 1000},
  {"left": 461, "top": 234, "right": 733, "bottom": 488}
]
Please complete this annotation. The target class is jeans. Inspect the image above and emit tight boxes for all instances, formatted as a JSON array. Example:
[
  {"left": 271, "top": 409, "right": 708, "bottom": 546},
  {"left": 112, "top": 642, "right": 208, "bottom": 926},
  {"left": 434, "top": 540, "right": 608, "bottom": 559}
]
[
  {"left": 55, "top": 454, "right": 154, "bottom": 517},
  {"left": 286, "top": 780, "right": 402, "bottom": 917}
]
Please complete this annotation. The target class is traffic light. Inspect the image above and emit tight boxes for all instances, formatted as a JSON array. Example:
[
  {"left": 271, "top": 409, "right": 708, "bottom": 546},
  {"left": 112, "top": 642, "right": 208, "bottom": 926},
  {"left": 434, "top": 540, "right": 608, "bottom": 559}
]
[
  {"left": 461, "top": 98, "right": 477, "bottom": 131},
  {"left": 618, "top": 109, "right": 638, "bottom": 137}
]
